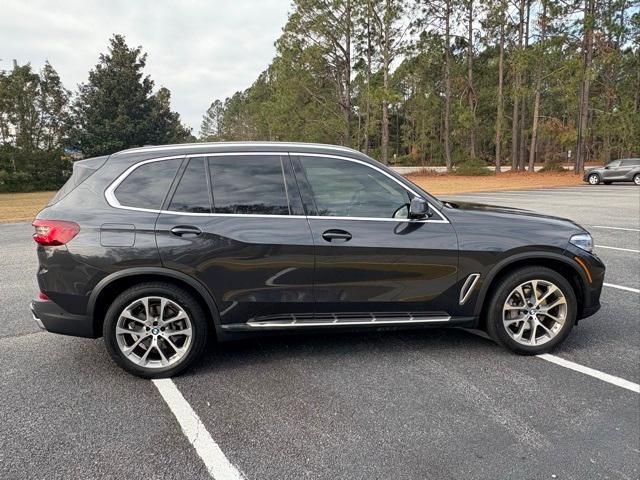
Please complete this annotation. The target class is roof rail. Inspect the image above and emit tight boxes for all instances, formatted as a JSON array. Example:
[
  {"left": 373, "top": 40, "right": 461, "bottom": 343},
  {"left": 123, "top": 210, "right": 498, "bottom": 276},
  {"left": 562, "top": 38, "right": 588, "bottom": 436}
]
[{"left": 113, "top": 141, "right": 361, "bottom": 156}]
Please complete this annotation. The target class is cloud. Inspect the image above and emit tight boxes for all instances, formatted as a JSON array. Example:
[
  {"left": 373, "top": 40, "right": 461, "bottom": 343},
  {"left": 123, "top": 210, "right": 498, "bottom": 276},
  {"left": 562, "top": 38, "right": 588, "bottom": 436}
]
[{"left": 0, "top": 0, "right": 291, "bottom": 132}]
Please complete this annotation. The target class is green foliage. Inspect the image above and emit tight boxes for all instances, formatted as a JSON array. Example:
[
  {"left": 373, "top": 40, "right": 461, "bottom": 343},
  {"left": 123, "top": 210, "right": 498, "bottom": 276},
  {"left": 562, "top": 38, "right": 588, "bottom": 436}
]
[
  {"left": 454, "top": 159, "right": 493, "bottom": 176},
  {"left": 1, "top": 35, "right": 192, "bottom": 192},
  {"left": 197, "top": 0, "right": 638, "bottom": 169},
  {"left": 0, "top": 147, "right": 71, "bottom": 192},
  {"left": 539, "top": 160, "right": 566, "bottom": 172},
  {"left": 70, "top": 35, "right": 191, "bottom": 157}
]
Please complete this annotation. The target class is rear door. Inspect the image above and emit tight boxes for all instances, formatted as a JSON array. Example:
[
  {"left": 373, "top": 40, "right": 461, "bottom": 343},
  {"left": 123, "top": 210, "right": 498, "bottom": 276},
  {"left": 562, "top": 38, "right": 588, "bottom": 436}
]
[
  {"left": 292, "top": 154, "right": 459, "bottom": 322},
  {"left": 155, "top": 153, "right": 315, "bottom": 328}
]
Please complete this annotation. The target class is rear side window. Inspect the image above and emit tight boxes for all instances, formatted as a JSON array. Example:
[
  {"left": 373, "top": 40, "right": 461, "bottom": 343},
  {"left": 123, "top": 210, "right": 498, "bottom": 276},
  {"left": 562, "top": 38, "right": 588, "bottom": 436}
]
[
  {"left": 209, "top": 155, "right": 290, "bottom": 215},
  {"left": 114, "top": 159, "right": 181, "bottom": 210},
  {"left": 622, "top": 159, "right": 640, "bottom": 166},
  {"left": 169, "top": 158, "right": 212, "bottom": 213}
]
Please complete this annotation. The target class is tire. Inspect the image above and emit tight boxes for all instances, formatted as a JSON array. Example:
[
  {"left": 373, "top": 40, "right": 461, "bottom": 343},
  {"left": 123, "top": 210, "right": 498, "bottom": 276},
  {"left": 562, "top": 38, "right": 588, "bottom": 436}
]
[
  {"left": 634, "top": 174, "right": 640, "bottom": 186},
  {"left": 587, "top": 173, "right": 600, "bottom": 185},
  {"left": 103, "top": 282, "right": 209, "bottom": 378},
  {"left": 485, "top": 266, "right": 577, "bottom": 355}
]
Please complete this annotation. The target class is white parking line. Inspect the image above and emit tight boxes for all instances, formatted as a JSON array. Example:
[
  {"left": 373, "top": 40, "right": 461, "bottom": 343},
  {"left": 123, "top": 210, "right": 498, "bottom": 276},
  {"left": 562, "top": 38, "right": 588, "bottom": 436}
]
[
  {"left": 537, "top": 354, "right": 640, "bottom": 393},
  {"left": 603, "top": 282, "right": 640, "bottom": 293},
  {"left": 596, "top": 245, "right": 640, "bottom": 253},
  {"left": 153, "top": 379, "right": 245, "bottom": 480},
  {"left": 591, "top": 225, "right": 640, "bottom": 232},
  {"left": 465, "top": 330, "right": 640, "bottom": 393}
]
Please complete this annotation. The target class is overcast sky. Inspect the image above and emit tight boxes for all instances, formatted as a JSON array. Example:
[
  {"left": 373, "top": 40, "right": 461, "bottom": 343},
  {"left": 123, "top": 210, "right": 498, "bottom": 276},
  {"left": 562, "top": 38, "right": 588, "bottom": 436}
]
[{"left": 1, "top": 0, "right": 292, "bottom": 132}]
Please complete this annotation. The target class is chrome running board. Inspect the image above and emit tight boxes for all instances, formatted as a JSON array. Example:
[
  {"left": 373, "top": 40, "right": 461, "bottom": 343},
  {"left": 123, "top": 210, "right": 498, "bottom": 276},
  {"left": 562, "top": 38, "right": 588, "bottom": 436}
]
[{"left": 221, "top": 312, "right": 452, "bottom": 331}]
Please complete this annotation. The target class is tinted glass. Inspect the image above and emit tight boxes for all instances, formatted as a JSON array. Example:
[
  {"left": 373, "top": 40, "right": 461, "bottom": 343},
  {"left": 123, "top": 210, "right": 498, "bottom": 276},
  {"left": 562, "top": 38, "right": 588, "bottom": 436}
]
[
  {"left": 621, "top": 159, "right": 640, "bottom": 166},
  {"left": 114, "top": 159, "right": 181, "bottom": 210},
  {"left": 169, "top": 158, "right": 212, "bottom": 213},
  {"left": 607, "top": 160, "right": 621, "bottom": 168},
  {"left": 300, "top": 157, "right": 411, "bottom": 218},
  {"left": 209, "top": 155, "right": 290, "bottom": 215}
]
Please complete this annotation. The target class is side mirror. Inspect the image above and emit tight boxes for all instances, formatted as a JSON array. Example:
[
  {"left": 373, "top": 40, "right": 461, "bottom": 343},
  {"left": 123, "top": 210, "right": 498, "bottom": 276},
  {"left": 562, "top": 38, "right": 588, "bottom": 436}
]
[
  {"left": 604, "top": 166, "right": 610, "bottom": 170},
  {"left": 409, "top": 197, "right": 431, "bottom": 219}
]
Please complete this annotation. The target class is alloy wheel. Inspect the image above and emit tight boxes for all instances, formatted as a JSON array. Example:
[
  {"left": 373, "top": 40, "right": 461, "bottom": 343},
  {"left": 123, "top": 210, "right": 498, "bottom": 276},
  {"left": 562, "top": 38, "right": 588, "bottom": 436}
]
[
  {"left": 588, "top": 174, "right": 599, "bottom": 185},
  {"left": 502, "top": 280, "right": 567, "bottom": 346},
  {"left": 115, "top": 296, "right": 193, "bottom": 368}
]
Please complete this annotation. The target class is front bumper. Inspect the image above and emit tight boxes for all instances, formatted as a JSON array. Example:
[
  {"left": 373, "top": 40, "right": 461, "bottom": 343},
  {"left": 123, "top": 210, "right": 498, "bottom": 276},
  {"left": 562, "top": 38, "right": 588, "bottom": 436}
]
[
  {"left": 30, "top": 298, "right": 97, "bottom": 338},
  {"left": 565, "top": 245, "right": 605, "bottom": 320}
]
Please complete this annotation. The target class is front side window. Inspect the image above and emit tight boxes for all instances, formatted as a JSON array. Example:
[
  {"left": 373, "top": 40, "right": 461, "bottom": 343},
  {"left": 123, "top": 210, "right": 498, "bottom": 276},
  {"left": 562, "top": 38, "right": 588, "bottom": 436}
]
[
  {"left": 169, "top": 158, "right": 212, "bottom": 213},
  {"left": 209, "top": 155, "right": 290, "bottom": 215},
  {"left": 299, "top": 156, "right": 412, "bottom": 219},
  {"left": 114, "top": 159, "right": 181, "bottom": 210},
  {"left": 606, "top": 160, "right": 621, "bottom": 168}
]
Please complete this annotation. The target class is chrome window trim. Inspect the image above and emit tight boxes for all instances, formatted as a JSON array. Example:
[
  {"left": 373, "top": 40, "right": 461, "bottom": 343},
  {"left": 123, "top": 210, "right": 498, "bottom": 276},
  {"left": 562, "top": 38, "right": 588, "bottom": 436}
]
[
  {"left": 105, "top": 151, "right": 449, "bottom": 224},
  {"left": 104, "top": 155, "right": 186, "bottom": 213}
]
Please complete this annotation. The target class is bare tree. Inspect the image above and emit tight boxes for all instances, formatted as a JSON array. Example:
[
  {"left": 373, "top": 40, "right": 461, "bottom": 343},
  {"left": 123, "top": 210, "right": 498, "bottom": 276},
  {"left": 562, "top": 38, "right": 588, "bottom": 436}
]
[{"left": 575, "top": 0, "right": 595, "bottom": 173}]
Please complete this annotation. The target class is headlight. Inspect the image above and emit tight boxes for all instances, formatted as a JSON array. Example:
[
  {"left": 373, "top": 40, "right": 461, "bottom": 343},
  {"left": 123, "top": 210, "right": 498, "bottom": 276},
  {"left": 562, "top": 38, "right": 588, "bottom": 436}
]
[{"left": 570, "top": 233, "right": 593, "bottom": 253}]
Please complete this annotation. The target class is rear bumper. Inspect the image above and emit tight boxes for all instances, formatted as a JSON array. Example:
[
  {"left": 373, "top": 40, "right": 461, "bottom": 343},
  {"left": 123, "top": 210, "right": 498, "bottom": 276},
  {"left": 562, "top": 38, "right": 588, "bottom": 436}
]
[{"left": 30, "top": 298, "right": 98, "bottom": 338}]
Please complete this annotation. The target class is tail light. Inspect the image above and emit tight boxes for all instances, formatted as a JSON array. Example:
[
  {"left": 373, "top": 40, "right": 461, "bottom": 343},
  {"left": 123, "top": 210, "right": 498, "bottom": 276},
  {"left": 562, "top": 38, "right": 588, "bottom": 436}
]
[{"left": 32, "top": 220, "right": 80, "bottom": 246}]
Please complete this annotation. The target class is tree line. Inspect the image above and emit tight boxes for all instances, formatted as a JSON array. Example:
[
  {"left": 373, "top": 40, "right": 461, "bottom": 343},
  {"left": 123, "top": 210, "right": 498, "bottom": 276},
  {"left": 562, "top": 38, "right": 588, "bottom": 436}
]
[
  {"left": 0, "top": 35, "right": 192, "bottom": 192},
  {"left": 200, "top": 0, "right": 639, "bottom": 172}
]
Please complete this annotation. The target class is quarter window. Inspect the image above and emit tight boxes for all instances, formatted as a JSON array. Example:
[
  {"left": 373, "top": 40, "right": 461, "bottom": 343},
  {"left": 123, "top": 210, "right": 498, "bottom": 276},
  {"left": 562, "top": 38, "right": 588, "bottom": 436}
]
[
  {"left": 299, "top": 157, "right": 412, "bottom": 219},
  {"left": 114, "top": 159, "right": 181, "bottom": 210},
  {"left": 169, "top": 158, "right": 212, "bottom": 213},
  {"left": 209, "top": 155, "right": 290, "bottom": 215}
]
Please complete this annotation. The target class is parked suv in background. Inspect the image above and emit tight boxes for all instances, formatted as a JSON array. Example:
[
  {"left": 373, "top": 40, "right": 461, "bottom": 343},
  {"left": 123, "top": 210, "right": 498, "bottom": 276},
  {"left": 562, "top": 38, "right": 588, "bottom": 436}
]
[
  {"left": 32, "top": 142, "right": 605, "bottom": 378},
  {"left": 584, "top": 158, "right": 640, "bottom": 185}
]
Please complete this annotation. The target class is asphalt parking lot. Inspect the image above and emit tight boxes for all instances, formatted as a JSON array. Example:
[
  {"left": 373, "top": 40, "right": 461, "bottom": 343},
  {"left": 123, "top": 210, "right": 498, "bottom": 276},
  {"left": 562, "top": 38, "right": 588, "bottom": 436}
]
[{"left": 0, "top": 184, "right": 638, "bottom": 480}]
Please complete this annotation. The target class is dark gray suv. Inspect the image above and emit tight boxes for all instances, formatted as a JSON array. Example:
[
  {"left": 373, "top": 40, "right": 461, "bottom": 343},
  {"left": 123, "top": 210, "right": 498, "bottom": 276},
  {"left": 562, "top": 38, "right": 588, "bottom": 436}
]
[
  {"left": 31, "top": 142, "right": 605, "bottom": 378},
  {"left": 583, "top": 158, "right": 640, "bottom": 185}
]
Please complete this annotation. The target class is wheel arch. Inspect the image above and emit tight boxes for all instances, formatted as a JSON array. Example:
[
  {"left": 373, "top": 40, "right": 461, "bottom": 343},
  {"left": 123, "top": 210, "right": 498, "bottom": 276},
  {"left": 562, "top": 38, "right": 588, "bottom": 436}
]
[
  {"left": 88, "top": 267, "right": 222, "bottom": 339},
  {"left": 474, "top": 252, "right": 589, "bottom": 329},
  {"left": 588, "top": 172, "right": 601, "bottom": 183}
]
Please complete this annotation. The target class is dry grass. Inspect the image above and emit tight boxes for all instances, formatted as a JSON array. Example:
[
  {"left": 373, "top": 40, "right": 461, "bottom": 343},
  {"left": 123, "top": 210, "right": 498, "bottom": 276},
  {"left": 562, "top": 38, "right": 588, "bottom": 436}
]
[
  {"left": 0, "top": 191, "right": 55, "bottom": 223},
  {"left": 407, "top": 171, "right": 583, "bottom": 196},
  {"left": 0, "top": 171, "right": 584, "bottom": 223}
]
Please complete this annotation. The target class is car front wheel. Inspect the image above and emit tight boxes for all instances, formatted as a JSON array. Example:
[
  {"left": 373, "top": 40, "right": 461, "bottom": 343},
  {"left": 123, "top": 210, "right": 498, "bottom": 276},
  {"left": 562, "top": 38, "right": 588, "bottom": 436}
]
[
  {"left": 587, "top": 173, "right": 600, "bottom": 185},
  {"left": 634, "top": 174, "right": 640, "bottom": 186},
  {"left": 486, "top": 266, "right": 577, "bottom": 354},
  {"left": 104, "top": 282, "right": 208, "bottom": 378}
]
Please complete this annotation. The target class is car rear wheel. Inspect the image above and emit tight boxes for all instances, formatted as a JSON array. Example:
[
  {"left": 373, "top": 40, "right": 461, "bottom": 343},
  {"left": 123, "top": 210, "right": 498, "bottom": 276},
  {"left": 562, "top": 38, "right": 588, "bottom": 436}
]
[
  {"left": 634, "top": 174, "right": 640, "bottom": 186},
  {"left": 486, "top": 266, "right": 576, "bottom": 354},
  {"left": 587, "top": 173, "right": 600, "bottom": 185},
  {"left": 104, "top": 282, "right": 208, "bottom": 378}
]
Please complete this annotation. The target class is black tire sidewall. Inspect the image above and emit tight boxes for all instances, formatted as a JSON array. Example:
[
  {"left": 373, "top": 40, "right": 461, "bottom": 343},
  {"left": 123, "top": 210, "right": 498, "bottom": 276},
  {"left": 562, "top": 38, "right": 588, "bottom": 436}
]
[
  {"left": 103, "top": 283, "right": 208, "bottom": 378},
  {"left": 486, "top": 267, "right": 577, "bottom": 354}
]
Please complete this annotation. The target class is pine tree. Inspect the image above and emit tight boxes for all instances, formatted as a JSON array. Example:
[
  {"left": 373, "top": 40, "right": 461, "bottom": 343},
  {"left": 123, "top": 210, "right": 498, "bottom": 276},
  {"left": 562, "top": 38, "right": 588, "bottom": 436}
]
[{"left": 71, "top": 35, "right": 190, "bottom": 157}]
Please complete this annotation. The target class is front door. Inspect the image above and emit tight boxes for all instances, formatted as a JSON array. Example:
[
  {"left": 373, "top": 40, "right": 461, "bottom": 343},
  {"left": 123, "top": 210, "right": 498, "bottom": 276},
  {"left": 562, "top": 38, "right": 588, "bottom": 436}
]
[
  {"left": 155, "top": 154, "right": 315, "bottom": 327},
  {"left": 292, "top": 155, "right": 459, "bottom": 322}
]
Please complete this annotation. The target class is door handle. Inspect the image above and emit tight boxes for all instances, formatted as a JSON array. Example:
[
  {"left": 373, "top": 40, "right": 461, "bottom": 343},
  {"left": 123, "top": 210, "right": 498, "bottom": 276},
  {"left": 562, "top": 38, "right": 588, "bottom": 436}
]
[
  {"left": 322, "top": 229, "right": 352, "bottom": 242},
  {"left": 170, "top": 226, "right": 202, "bottom": 237}
]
